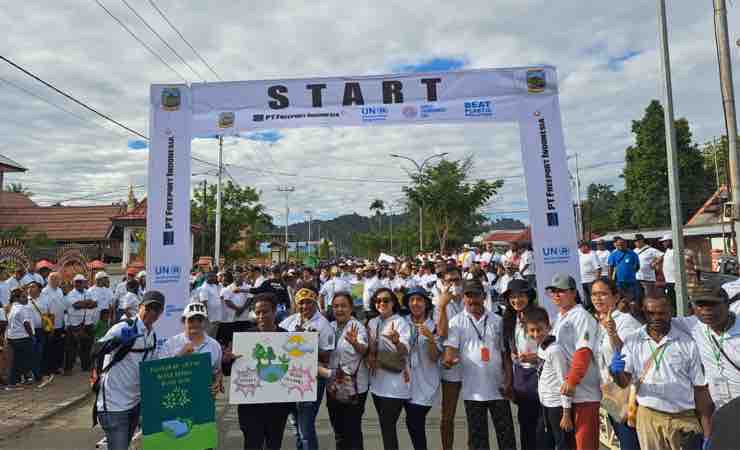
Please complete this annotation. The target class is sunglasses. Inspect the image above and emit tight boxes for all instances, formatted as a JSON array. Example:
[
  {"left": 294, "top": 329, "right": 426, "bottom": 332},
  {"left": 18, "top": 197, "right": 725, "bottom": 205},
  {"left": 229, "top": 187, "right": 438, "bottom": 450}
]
[{"left": 375, "top": 297, "right": 394, "bottom": 304}]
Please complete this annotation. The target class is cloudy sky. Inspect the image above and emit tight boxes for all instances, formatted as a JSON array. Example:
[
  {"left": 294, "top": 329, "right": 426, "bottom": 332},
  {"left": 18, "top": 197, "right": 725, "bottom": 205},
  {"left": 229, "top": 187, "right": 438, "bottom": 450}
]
[{"left": 1, "top": 1, "right": 738, "bottom": 227}]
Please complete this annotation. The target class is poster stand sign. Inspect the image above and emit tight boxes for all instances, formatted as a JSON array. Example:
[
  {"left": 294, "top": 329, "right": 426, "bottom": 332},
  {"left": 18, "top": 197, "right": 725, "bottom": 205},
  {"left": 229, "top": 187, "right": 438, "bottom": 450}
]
[
  {"left": 148, "top": 66, "right": 579, "bottom": 335},
  {"left": 140, "top": 353, "right": 217, "bottom": 450}
]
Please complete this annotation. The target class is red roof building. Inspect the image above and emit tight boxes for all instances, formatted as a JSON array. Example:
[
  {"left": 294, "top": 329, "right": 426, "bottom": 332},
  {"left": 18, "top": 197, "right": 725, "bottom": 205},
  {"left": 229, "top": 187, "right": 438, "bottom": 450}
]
[{"left": 481, "top": 228, "right": 531, "bottom": 245}]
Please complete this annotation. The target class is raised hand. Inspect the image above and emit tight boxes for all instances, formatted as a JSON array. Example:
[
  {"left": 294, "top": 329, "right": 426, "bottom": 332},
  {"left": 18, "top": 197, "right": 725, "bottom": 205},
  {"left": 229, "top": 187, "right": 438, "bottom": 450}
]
[
  {"left": 417, "top": 323, "right": 434, "bottom": 340},
  {"left": 600, "top": 306, "right": 618, "bottom": 337},
  {"left": 345, "top": 324, "right": 360, "bottom": 346},
  {"left": 384, "top": 322, "right": 401, "bottom": 346},
  {"left": 179, "top": 341, "right": 195, "bottom": 356}
]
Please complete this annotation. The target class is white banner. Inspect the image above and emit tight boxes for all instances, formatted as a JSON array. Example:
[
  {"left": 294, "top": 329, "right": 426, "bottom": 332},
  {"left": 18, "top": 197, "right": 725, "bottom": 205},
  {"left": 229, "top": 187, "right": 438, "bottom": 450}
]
[
  {"left": 229, "top": 332, "right": 318, "bottom": 404},
  {"left": 189, "top": 67, "right": 557, "bottom": 136},
  {"left": 519, "top": 95, "right": 581, "bottom": 319},
  {"left": 147, "top": 84, "right": 192, "bottom": 339}
]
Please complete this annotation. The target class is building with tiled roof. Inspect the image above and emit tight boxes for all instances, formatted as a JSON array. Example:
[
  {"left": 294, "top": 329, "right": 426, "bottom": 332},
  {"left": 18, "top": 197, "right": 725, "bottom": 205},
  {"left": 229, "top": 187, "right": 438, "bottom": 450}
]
[{"left": 0, "top": 153, "right": 26, "bottom": 190}]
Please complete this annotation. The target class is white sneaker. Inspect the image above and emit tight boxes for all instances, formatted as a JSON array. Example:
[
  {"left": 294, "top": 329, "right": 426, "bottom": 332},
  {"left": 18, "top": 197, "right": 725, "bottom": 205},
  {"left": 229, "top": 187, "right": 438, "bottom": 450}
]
[
  {"left": 95, "top": 436, "right": 107, "bottom": 449},
  {"left": 37, "top": 375, "right": 55, "bottom": 389}
]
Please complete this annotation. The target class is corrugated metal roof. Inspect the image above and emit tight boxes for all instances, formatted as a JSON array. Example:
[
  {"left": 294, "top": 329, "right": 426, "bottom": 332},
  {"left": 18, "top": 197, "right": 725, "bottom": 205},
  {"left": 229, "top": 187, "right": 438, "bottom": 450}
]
[
  {"left": 0, "top": 154, "right": 27, "bottom": 172},
  {"left": 0, "top": 204, "right": 124, "bottom": 241}
]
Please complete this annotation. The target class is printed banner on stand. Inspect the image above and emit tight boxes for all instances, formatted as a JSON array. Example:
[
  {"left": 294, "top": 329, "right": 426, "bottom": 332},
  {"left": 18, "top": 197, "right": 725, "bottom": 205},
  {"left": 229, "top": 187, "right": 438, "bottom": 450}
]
[
  {"left": 519, "top": 94, "right": 581, "bottom": 319},
  {"left": 229, "top": 332, "right": 318, "bottom": 404},
  {"left": 147, "top": 84, "right": 192, "bottom": 339},
  {"left": 140, "top": 353, "right": 217, "bottom": 450}
]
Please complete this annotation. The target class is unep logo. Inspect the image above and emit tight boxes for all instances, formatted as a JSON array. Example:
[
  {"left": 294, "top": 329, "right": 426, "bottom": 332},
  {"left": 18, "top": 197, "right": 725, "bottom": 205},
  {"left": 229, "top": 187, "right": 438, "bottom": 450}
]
[
  {"left": 542, "top": 246, "right": 571, "bottom": 265},
  {"left": 153, "top": 264, "right": 182, "bottom": 284}
]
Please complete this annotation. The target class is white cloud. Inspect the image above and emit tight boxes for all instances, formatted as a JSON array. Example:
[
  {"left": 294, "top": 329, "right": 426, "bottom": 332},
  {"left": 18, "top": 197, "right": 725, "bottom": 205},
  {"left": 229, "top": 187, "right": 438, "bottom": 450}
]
[{"left": 0, "top": 0, "right": 738, "bottom": 223}]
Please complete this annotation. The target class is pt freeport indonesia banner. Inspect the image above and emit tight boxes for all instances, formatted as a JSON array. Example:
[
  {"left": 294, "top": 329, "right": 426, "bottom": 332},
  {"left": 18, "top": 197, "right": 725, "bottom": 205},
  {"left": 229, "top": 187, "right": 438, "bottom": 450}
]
[{"left": 148, "top": 65, "right": 579, "bottom": 329}]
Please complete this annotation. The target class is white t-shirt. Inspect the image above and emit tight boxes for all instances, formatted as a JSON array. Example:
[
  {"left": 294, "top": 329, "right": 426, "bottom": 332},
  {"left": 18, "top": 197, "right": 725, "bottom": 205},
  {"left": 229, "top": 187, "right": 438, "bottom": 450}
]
[
  {"left": 635, "top": 246, "right": 663, "bottom": 282},
  {"left": 329, "top": 318, "right": 370, "bottom": 394},
  {"left": 0, "top": 281, "right": 9, "bottom": 307},
  {"left": 596, "top": 310, "right": 641, "bottom": 382},
  {"left": 672, "top": 315, "right": 740, "bottom": 409},
  {"left": 519, "top": 250, "right": 535, "bottom": 276},
  {"left": 6, "top": 302, "right": 33, "bottom": 339},
  {"left": 595, "top": 250, "right": 611, "bottom": 272},
  {"left": 434, "top": 298, "right": 466, "bottom": 382},
  {"left": 513, "top": 317, "right": 539, "bottom": 369},
  {"left": 662, "top": 248, "right": 676, "bottom": 284},
  {"left": 26, "top": 296, "right": 49, "bottom": 329},
  {"left": 65, "top": 289, "right": 96, "bottom": 326},
  {"left": 578, "top": 250, "right": 601, "bottom": 284},
  {"left": 407, "top": 317, "right": 441, "bottom": 406},
  {"left": 118, "top": 292, "right": 140, "bottom": 319},
  {"left": 160, "top": 332, "right": 223, "bottom": 372},
  {"left": 280, "top": 310, "right": 335, "bottom": 351},
  {"left": 622, "top": 326, "right": 706, "bottom": 413},
  {"left": 368, "top": 314, "right": 412, "bottom": 399},
  {"left": 320, "top": 278, "right": 351, "bottom": 310},
  {"left": 362, "top": 277, "right": 383, "bottom": 311},
  {"left": 220, "top": 284, "right": 239, "bottom": 323},
  {"left": 41, "top": 286, "right": 65, "bottom": 329},
  {"left": 537, "top": 342, "right": 573, "bottom": 408},
  {"left": 551, "top": 305, "right": 602, "bottom": 403},
  {"left": 88, "top": 286, "right": 114, "bottom": 324},
  {"left": 199, "top": 283, "right": 223, "bottom": 322},
  {"left": 445, "top": 310, "right": 505, "bottom": 401}
]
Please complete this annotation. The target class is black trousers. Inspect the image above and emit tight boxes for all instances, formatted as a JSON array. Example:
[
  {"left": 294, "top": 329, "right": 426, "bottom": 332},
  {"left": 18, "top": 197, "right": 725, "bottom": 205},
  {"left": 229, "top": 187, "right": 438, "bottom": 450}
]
[
  {"left": 47, "top": 328, "right": 66, "bottom": 374},
  {"left": 665, "top": 283, "right": 676, "bottom": 313},
  {"left": 327, "top": 392, "right": 368, "bottom": 450},
  {"left": 8, "top": 337, "right": 33, "bottom": 385},
  {"left": 371, "top": 394, "right": 405, "bottom": 450},
  {"left": 238, "top": 402, "right": 292, "bottom": 450},
  {"left": 64, "top": 325, "right": 94, "bottom": 371},
  {"left": 404, "top": 402, "right": 431, "bottom": 450},
  {"left": 581, "top": 282, "right": 594, "bottom": 311},
  {"left": 536, "top": 406, "right": 573, "bottom": 450},
  {"left": 515, "top": 396, "right": 541, "bottom": 450},
  {"left": 463, "top": 399, "right": 516, "bottom": 450}
]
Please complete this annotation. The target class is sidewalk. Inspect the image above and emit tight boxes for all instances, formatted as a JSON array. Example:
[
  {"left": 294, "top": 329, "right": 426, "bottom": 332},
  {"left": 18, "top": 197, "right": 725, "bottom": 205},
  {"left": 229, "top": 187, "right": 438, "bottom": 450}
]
[{"left": 0, "top": 371, "right": 92, "bottom": 439}]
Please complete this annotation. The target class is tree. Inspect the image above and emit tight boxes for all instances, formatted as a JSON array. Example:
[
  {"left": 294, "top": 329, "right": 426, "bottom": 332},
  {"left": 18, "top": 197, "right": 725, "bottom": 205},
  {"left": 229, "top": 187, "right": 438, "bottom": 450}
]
[
  {"left": 318, "top": 239, "right": 330, "bottom": 259},
  {"left": 265, "top": 346, "right": 276, "bottom": 365},
  {"left": 191, "top": 181, "right": 272, "bottom": 259},
  {"left": 581, "top": 183, "right": 618, "bottom": 235},
  {"left": 403, "top": 156, "right": 502, "bottom": 252},
  {"left": 369, "top": 199, "right": 385, "bottom": 232},
  {"left": 701, "top": 135, "right": 738, "bottom": 191},
  {"left": 618, "top": 100, "right": 707, "bottom": 228},
  {"left": 252, "top": 344, "right": 266, "bottom": 366},
  {"left": 7, "top": 183, "right": 32, "bottom": 196}
]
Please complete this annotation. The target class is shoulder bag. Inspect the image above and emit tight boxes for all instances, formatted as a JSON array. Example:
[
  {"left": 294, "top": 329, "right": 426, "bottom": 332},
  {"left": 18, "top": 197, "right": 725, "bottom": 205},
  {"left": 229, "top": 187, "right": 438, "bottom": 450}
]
[
  {"left": 30, "top": 299, "right": 54, "bottom": 333},
  {"left": 626, "top": 342, "right": 667, "bottom": 427},
  {"left": 374, "top": 320, "right": 405, "bottom": 373}
]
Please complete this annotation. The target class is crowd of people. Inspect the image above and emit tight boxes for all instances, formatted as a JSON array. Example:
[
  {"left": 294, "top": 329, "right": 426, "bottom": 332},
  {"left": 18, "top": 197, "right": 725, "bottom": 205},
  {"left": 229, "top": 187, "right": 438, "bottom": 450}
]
[{"left": 1, "top": 236, "right": 739, "bottom": 450}]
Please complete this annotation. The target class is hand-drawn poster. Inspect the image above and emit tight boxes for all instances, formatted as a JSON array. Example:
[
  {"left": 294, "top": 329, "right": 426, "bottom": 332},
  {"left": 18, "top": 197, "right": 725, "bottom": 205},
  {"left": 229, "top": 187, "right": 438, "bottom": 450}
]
[
  {"left": 140, "top": 353, "right": 217, "bottom": 450},
  {"left": 229, "top": 332, "right": 318, "bottom": 404}
]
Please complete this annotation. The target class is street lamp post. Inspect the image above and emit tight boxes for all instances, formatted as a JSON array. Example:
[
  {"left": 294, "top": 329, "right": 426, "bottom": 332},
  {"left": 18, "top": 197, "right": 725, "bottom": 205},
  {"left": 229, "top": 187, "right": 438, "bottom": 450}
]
[
  {"left": 305, "top": 209, "right": 312, "bottom": 255},
  {"left": 277, "top": 185, "right": 295, "bottom": 261},
  {"left": 390, "top": 152, "right": 448, "bottom": 252}
]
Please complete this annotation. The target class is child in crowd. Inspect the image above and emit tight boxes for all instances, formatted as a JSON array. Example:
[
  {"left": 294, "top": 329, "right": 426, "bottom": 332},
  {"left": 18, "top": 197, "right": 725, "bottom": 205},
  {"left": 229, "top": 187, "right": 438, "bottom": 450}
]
[{"left": 524, "top": 307, "right": 574, "bottom": 450}]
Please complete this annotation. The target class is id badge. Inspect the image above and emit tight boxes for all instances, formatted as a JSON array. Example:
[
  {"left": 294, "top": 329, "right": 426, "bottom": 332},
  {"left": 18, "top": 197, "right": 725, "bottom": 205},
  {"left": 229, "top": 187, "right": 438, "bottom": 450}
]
[
  {"left": 481, "top": 346, "right": 490, "bottom": 362},
  {"left": 711, "top": 377, "right": 731, "bottom": 402}
]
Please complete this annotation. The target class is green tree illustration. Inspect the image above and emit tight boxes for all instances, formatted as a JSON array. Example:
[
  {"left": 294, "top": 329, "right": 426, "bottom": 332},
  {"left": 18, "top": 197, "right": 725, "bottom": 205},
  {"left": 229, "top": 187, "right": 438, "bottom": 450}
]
[
  {"left": 265, "top": 346, "right": 276, "bottom": 365},
  {"left": 252, "top": 344, "right": 266, "bottom": 366}
]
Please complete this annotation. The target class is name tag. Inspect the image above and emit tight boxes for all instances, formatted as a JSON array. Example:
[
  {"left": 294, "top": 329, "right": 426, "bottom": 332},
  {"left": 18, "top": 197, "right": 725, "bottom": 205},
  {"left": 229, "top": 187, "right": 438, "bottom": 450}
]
[
  {"left": 481, "top": 347, "right": 490, "bottom": 362},
  {"left": 711, "top": 377, "right": 732, "bottom": 402}
]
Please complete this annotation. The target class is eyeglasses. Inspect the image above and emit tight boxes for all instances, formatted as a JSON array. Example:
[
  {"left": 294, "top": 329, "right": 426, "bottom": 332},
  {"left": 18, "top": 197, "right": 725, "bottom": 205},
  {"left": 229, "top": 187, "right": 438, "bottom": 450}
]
[
  {"left": 591, "top": 292, "right": 610, "bottom": 299},
  {"left": 375, "top": 297, "right": 393, "bottom": 304}
]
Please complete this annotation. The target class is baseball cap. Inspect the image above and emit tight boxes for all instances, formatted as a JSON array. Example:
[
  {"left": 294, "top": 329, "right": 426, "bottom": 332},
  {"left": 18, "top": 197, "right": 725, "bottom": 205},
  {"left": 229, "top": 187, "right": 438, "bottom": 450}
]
[
  {"left": 659, "top": 234, "right": 672, "bottom": 242},
  {"left": 403, "top": 287, "right": 431, "bottom": 304},
  {"left": 546, "top": 273, "right": 577, "bottom": 291},
  {"left": 462, "top": 279, "right": 485, "bottom": 296},
  {"left": 73, "top": 274, "right": 87, "bottom": 282},
  {"left": 503, "top": 279, "right": 532, "bottom": 297},
  {"left": 95, "top": 271, "right": 109, "bottom": 280},
  {"left": 295, "top": 288, "right": 318, "bottom": 304},
  {"left": 634, "top": 233, "right": 646, "bottom": 241},
  {"left": 141, "top": 290, "right": 166, "bottom": 308},
  {"left": 126, "top": 267, "right": 137, "bottom": 276},
  {"left": 182, "top": 302, "right": 208, "bottom": 319},
  {"left": 22, "top": 279, "right": 42, "bottom": 288}
]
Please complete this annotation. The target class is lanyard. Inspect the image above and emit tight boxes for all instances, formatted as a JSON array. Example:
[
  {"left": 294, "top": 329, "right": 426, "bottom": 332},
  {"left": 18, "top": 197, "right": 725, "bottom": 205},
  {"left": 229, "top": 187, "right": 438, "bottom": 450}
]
[
  {"left": 706, "top": 327, "right": 728, "bottom": 371},
  {"left": 468, "top": 315, "right": 488, "bottom": 342},
  {"left": 648, "top": 340, "right": 670, "bottom": 372}
]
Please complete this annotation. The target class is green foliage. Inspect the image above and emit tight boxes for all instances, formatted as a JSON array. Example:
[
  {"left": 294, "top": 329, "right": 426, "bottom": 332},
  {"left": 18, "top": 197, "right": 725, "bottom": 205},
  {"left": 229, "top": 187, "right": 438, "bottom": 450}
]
[
  {"left": 252, "top": 343, "right": 266, "bottom": 365},
  {"left": 318, "top": 239, "right": 330, "bottom": 259},
  {"left": 403, "top": 156, "right": 502, "bottom": 252},
  {"left": 265, "top": 347, "right": 276, "bottom": 364},
  {"left": 617, "top": 100, "right": 708, "bottom": 228},
  {"left": 7, "top": 183, "right": 32, "bottom": 196},
  {"left": 701, "top": 135, "right": 737, "bottom": 191},
  {"left": 0, "top": 225, "right": 26, "bottom": 240},
  {"left": 369, "top": 199, "right": 385, "bottom": 232},
  {"left": 581, "top": 184, "right": 618, "bottom": 235},
  {"left": 191, "top": 181, "right": 271, "bottom": 259}
]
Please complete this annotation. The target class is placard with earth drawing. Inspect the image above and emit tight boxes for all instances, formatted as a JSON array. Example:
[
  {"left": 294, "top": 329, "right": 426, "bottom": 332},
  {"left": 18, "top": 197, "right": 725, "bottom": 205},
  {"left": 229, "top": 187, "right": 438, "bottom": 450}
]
[
  {"left": 229, "top": 332, "right": 318, "bottom": 404},
  {"left": 139, "top": 352, "right": 216, "bottom": 450}
]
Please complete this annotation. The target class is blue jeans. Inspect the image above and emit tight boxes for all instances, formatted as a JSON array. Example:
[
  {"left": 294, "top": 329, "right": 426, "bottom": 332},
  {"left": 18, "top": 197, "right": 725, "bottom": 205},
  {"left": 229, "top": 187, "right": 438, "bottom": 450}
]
[
  {"left": 293, "top": 377, "right": 326, "bottom": 450},
  {"left": 609, "top": 417, "right": 641, "bottom": 450},
  {"left": 97, "top": 404, "right": 140, "bottom": 450}
]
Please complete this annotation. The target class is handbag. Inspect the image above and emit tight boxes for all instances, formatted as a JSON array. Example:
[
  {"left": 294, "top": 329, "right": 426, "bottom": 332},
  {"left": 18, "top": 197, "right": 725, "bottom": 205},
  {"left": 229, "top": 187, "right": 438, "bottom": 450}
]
[
  {"left": 30, "top": 299, "right": 54, "bottom": 333},
  {"left": 601, "top": 379, "right": 633, "bottom": 423},
  {"left": 327, "top": 362, "right": 362, "bottom": 404},
  {"left": 373, "top": 320, "right": 405, "bottom": 373},
  {"left": 626, "top": 341, "right": 667, "bottom": 427},
  {"left": 513, "top": 363, "right": 539, "bottom": 400}
]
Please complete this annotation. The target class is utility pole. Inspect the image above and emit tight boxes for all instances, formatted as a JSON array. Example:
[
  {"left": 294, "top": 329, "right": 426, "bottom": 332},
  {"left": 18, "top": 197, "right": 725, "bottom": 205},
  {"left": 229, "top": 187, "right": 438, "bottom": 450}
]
[
  {"left": 278, "top": 186, "right": 295, "bottom": 260},
  {"left": 713, "top": 0, "right": 740, "bottom": 254},
  {"left": 390, "top": 152, "right": 448, "bottom": 252},
  {"left": 389, "top": 204, "right": 394, "bottom": 253},
  {"left": 305, "top": 210, "right": 312, "bottom": 255},
  {"left": 214, "top": 136, "right": 223, "bottom": 269},
  {"left": 201, "top": 179, "right": 207, "bottom": 256},
  {"left": 657, "top": 0, "right": 688, "bottom": 315}
]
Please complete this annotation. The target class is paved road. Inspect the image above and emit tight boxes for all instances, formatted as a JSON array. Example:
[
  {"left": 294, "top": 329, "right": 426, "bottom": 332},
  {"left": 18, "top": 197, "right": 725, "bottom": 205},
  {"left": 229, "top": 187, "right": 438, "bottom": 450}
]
[{"left": 0, "top": 393, "right": 517, "bottom": 450}]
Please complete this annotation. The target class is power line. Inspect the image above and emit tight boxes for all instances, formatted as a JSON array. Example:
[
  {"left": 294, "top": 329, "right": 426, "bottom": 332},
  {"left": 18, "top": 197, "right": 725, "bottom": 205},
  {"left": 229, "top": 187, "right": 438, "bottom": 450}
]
[
  {"left": 119, "top": 0, "right": 205, "bottom": 81},
  {"left": 92, "top": 0, "right": 188, "bottom": 83},
  {"left": 0, "top": 55, "right": 148, "bottom": 140},
  {"left": 146, "top": 0, "right": 222, "bottom": 80}
]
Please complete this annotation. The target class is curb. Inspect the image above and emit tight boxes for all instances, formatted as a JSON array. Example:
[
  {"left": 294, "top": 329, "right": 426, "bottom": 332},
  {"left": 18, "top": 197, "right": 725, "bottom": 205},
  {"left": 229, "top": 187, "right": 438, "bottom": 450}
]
[{"left": 0, "top": 391, "right": 92, "bottom": 440}]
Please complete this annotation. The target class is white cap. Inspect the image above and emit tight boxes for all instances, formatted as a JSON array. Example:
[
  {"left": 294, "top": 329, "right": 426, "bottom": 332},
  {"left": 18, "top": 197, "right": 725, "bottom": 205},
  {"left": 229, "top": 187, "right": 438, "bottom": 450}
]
[
  {"left": 137, "top": 271, "right": 146, "bottom": 279},
  {"left": 660, "top": 234, "right": 672, "bottom": 242},
  {"left": 95, "top": 271, "right": 109, "bottom": 280},
  {"left": 182, "top": 302, "right": 208, "bottom": 320},
  {"left": 73, "top": 274, "right": 87, "bottom": 282}
]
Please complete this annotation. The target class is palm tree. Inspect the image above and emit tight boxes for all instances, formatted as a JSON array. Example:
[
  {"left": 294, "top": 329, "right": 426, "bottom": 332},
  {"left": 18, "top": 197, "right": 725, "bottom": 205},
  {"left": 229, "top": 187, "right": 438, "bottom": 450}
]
[{"left": 369, "top": 199, "right": 385, "bottom": 233}]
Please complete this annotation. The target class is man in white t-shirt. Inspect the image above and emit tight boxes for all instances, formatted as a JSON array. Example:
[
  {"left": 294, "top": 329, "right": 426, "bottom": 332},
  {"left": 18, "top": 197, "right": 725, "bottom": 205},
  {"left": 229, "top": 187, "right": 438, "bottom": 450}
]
[
  {"left": 41, "top": 272, "right": 66, "bottom": 376},
  {"left": 519, "top": 244, "right": 536, "bottom": 287},
  {"left": 199, "top": 272, "right": 222, "bottom": 338},
  {"left": 578, "top": 241, "right": 601, "bottom": 311},
  {"left": 442, "top": 279, "right": 515, "bottom": 450},
  {"left": 594, "top": 240, "right": 611, "bottom": 281},
  {"left": 88, "top": 272, "right": 114, "bottom": 326},
  {"left": 656, "top": 234, "right": 678, "bottom": 312},
  {"left": 634, "top": 233, "right": 663, "bottom": 299}
]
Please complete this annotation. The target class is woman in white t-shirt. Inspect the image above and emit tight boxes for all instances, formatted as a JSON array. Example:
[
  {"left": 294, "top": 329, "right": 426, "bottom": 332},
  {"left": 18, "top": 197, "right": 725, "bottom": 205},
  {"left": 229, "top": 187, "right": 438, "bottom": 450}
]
[
  {"left": 501, "top": 279, "right": 540, "bottom": 450},
  {"left": 591, "top": 279, "right": 641, "bottom": 450},
  {"left": 366, "top": 287, "right": 411, "bottom": 450},
  {"left": 404, "top": 288, "right": 441, "bottom": 450},
  {"left": 5, "top": 288, "right": 34, "bottom": 390},
  {"left": 326, "top": 291, "right": 369, "bottom": 450}
]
